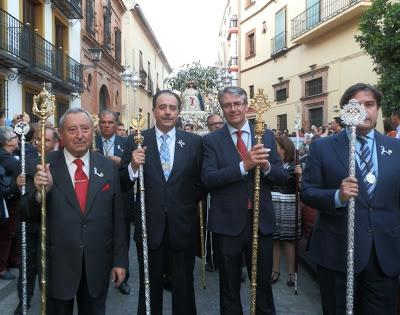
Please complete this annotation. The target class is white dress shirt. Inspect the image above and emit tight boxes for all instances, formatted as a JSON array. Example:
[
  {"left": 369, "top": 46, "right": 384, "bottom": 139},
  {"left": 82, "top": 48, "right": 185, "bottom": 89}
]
[
  {"left": 102, "top": 134, "right": 116, "bottom": 156},
  {"left": 396, "top": 125, "right": 400, "bottom": 139},
  {"left": 63, "top": 149, "right": 90, "bottom": 187},
  {"left": 128, "top": 126, "right": 176, "bottom": 181}
]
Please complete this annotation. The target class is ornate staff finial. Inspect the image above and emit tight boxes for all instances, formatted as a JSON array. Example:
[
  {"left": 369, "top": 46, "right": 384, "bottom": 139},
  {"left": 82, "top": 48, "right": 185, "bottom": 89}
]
[
  {"left": 249, "top": 89, "right": 271, "bottom": 136},
  {"left": 340, "top": 99, "right": 367, "bottom": 127},
  {"left": 14, "top": 121, "right": 30, "bottom": 137},
  {"left": 131, "top": 112, "right": 147, "bottom": 145},
  {"left": 33, "top": 83, "right": 55, "bottom": 121}
]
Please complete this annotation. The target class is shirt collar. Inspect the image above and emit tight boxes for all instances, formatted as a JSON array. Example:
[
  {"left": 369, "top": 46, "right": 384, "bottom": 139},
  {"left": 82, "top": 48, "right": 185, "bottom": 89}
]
[
  {"left": 155, "top": 126, "right": 176, "bottom": 140},
  {"left": 227, "top": 120, "right": 251, "bottom": 135},
  {"left": 345, "top": 127, "right": 375, "bottom": 141},
  {"left": 63, "top": 148, "right": 90, "bottom": 167},
  {"left": 102, "top": 134, "right": 115, "bottom": 143}
]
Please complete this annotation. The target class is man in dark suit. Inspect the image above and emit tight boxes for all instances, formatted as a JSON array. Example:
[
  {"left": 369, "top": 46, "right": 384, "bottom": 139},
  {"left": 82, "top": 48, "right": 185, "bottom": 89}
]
[
  {"left": 120, "top": 89, "right": 203, "bottom": 315},
  {"left": 95, "top": 109, "right": 131, "bottom": 295},
  {"left": 96, "top": 109, "right": 126, "bottom": 165},
  {"left": 202, "top": 86, "right": 287, "bottom": 315},
  {"left": 19, "top": 108, "right": 128, "bottom": 315},
  {"left": 301, "top": 83, "right": 400, "bottom": 314}
]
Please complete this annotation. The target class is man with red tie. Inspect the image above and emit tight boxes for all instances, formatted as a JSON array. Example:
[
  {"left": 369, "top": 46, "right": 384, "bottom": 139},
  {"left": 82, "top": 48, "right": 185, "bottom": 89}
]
[
  {"left": 19, "top": 108, "right": 128, "bottom": 315},
  {"left": 202, "top": 86, "right": 288, "bottom": 315}
]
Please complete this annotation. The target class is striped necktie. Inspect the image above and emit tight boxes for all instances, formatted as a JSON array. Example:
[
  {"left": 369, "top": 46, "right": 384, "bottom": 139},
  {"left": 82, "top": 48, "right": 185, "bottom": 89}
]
[
  {"left": 357, "top": 136, "right": 376, "bottom": 200},
  {"left": 160, "top": 134, "right": 171, "bottom": 180}
]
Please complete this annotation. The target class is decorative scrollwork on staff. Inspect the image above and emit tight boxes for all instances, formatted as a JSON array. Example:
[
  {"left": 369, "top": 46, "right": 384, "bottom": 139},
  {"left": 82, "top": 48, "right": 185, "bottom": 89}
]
[
  {"left": 340, "top": 99, "right": 366, "bottom": 315},
  {"left": 33, "top": 83, "right": 55, "bottom": 315},
  {"left": 131, "top": 113, "right": 151, "bottom": 315},
  {"left": 14, "top": 121, "right": 30, "bottom": 315},
  {"left": 249, "top": 89, "right": 271, "bottom": 315},
  {"left": 91, "top": 114, "right": 99, "bottom": 151}
]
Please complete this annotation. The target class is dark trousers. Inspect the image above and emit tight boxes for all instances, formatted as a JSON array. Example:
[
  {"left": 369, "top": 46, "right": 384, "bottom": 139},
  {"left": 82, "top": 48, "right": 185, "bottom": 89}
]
[
  {"left": 47, "top": 259, "right": 107, "bottom": 315},
  {"left": 0, "top": 206, "right": 19, "bottom": 272},
  {"left": 17, "top": 228, "right": 39, "bottom": 303},
  {"left": 318, "top": 244, "right": 399, "bottom": 315},
  {"left": 136, "top": 222, "right": 196, "bottom": 315},
  {"left": 214, "top": 212, "right": 275, "bottom": 315}
]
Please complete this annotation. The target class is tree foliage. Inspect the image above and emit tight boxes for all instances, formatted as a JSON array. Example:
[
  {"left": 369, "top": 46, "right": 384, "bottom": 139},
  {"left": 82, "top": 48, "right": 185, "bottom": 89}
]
[
  {"left": 164, "top": 61, "right": 219, "bottom": 94},
  {"left": 355, "top": 0, "right": 400, "bottom": 116}
]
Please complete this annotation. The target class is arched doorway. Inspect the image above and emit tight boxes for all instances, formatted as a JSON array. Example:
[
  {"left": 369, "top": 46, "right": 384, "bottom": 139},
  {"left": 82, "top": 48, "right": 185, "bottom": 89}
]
[{"left": 99, "top": 85, "right": 110, "bottom": 113}]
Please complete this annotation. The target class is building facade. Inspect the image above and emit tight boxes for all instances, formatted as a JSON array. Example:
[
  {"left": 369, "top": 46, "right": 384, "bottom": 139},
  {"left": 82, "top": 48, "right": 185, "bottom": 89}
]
[
  {"left": 120, "top": 2, "right": 172, "bottom": 128},
  {"left": 221, "top": 0, "right": 378, "bottom": 131},
  {"left": 0, "top": 0, "right": 83, "bottom": 125},
  {"left": 81, "top": 0, "right": 126, "bottom": 117}
]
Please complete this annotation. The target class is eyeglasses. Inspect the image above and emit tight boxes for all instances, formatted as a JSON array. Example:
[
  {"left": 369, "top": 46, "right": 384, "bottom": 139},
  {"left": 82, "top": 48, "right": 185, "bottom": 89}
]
[
  {"left": 221, "top": 101, "right": 245, "bottom": 110},
  {"left": 208, "top": 122, "right": 224, "bottom": 126},
  {"left": 7, "top": 135, "right": 18, "bottom": 141}
]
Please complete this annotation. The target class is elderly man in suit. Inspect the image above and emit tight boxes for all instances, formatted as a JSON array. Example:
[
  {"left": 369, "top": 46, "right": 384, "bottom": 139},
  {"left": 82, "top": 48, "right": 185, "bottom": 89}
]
[
  {"left": 19, "top": 108, "right": 128, "bottom": 315},
  {"left": 301, "top": 83, "right": 400, "bottom": 314},
  {"left": 202, "top": 86, "right": 287, "bottom": 315},
  {"left": 120, "top": 89, "right": 204, "bottom": 315}
]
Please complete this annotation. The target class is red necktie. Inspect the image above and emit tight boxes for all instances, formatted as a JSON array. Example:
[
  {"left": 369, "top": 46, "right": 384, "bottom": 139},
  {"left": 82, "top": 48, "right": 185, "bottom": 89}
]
[
  {"left": 73, "top": 159, "right": 88, "bottom": 214},
  {"left": 235, "top": 130, "right": 247, "bottom": 160}
]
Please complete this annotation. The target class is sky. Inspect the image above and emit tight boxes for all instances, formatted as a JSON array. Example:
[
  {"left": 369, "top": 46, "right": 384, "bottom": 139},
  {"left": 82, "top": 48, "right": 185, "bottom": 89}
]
[{"left": 137, "top": 0, "right": 227, "bottom": 70}]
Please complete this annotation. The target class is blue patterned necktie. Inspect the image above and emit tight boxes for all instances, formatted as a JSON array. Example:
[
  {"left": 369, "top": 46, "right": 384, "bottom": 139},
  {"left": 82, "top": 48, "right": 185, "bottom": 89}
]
[
  {"left": 357, "top": 136, "right": 376, "bottom": 200},
  {"left": 160, "top": 134, "right": 171, "bottom": 180}
]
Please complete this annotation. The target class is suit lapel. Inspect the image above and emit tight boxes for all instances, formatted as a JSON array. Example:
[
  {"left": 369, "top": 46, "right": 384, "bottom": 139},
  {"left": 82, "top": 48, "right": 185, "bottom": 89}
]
[
  {"left": 84, "top": 152, "right": 104, "bottom": 216},
  {"left": 222, "top": 125, "right": 242, "bottom": 163},
  {"left": 332, "top": 131, "right": 349, "bottom": 171},
  {"left": 51, "top": 151, "right": 82, "bottom": 217},
  {"left": 371, "top": 131, "right": 386, "bottom": 207},
  {"left": 145, "top": 128, "right": 165, "bottom": 182}
]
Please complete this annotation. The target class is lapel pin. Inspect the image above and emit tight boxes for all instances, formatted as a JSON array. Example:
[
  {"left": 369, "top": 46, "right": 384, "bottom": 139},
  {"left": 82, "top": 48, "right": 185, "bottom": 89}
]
[
  {"left": 380, "top": 145, "right": 392, "bottom": 156},
  {"left": 94, "top": 167, "right": 104, "bottom": 177},
  {"left": 177, "top": 140, "right": 185, "bottom": 148},
  {"left": 117, "top": 144, "right": 123, "bottom": 152}
]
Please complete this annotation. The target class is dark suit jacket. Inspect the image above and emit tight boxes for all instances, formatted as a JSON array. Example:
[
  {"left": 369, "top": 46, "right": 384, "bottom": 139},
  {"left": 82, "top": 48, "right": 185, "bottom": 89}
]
[
  {"left": 96, "top": 134, "right": 126, "bottom": 157},
  {"left": 120, "top": 127, "right": 204, "bottom": 250},
  {"left": 301, "top": 130, "right": 400, "bottom": 276},
  {"left": 19, "top": 150, "right": 128, "bottom": 299},
  {"left": 201, "top": 125, "right": 287, "bottom": 236}
]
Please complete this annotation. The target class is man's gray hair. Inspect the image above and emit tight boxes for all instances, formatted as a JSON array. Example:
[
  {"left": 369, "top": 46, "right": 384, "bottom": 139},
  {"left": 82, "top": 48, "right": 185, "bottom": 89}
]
[
  {"left": 0, "top": 126, "right": 14, "bottom": 147},
  {"left": 99, "top": 109, "right": 118, "bottom": 121},
  {"left": 217, "top": 86, "right": 248, "bottom": 106},
  {"left": 59, "top": 108, "right": 93, "bottom": 130}
]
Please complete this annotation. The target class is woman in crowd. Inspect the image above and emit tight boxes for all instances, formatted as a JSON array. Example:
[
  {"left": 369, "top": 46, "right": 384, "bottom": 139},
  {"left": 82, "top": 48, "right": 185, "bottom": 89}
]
[{"left": 271, "top": 136, "right": 302, "bottom": 286}]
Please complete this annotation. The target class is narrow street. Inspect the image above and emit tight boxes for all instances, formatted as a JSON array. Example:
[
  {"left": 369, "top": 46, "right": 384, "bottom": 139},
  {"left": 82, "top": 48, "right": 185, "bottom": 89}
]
[{"left": 0, "top": 237, "right": 322, "bottom": 314}]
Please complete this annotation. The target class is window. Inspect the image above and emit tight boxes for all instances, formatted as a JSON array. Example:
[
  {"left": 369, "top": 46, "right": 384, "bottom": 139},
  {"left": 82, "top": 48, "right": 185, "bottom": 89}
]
[
  {"left": 276, "top": 88, "right": 287, "bottom": 102},
  {"left": 272, "top": 7, "right": 286, "bottom": 55},
  {"left": 230, "top": 16, "right": 238, "bottom": 28},
  {"left": 277, "top": 114, "right": 287, "bottom": 131},
  {"left": 56, "top": 100, "right": 69, "bottom": 127},
  {"left": 249, "top": 85, "right": 255, "bottom": 99},
  {"left": 309, "top": 107, "right": 323, "bottom": 128},
  {"left": 24, "top": 89, "right": 40, "bottom": 123},
  {"left": 246, "top": 30, "right": 256, "bottom": 58},
  {"left": 114, "top": 28, "right": 121, "bottom": 63},
  {"left": 305, "top": 78, "right": 323, "bottom": 97},
  {"left": 307, "top": 0, "right": 320, "bottom": 28},
  {"left": 0, "top": 79, "right": 7, "bottom": 117}
]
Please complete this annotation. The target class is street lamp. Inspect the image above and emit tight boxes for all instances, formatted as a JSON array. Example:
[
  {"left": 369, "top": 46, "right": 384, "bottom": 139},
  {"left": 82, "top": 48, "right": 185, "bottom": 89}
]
[
  {"left": 120, "top": 66, "right": 140, "bottom": 125},
  {"left": 88, "top": 48, "right": 102, "bottom": 63}
]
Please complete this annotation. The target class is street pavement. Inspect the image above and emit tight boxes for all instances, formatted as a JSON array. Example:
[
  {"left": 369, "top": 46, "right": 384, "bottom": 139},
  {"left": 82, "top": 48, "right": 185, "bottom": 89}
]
[{"left": 0, "top": 237, "right": 322, "bottom": 314}]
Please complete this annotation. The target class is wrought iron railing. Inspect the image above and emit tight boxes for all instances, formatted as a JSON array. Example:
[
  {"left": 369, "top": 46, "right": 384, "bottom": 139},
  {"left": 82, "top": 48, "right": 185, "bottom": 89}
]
[
  {"left": 31, "top": 32, "right": 63, "bottom": 79},
  {"left": 0, "top": 8, "right": 30, "bottom": 63},
  {"left": 65, "top": 54, "right": 83, "bottom": 89},
  {"left": 291, "top": 0, "right": 362, "bottom": 39},
  {"left": 271, "top": 31, "right": 287, "bottom": 56}
]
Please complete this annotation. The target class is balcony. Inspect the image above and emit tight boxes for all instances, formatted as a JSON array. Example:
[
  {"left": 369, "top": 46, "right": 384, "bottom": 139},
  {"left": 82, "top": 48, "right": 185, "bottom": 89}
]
[
  {"left": 51, "top": 0, "right": 83, "bottom": 19},
  {"left": 271, "top": 31, "right": 287, "bottom": 57},
  {"left": 291, "top": 0, "right": 372, "bottom": 44},
  {"left": 65, "top": 55, "right": 83, "bottom": 92},
  {"left": 0, "top": 8, "right": 30, "bottom": 68}
]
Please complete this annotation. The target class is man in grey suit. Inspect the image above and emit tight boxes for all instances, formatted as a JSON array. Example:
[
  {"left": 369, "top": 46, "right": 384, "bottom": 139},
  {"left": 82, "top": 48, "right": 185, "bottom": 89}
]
[{"left": 19, "top": 108, "right": 128, "bottom": 315}]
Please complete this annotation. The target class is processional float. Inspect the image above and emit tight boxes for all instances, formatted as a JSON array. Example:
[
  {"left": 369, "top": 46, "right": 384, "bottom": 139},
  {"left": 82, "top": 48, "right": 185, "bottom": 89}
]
[
  {"left": 340, "top": 100, "right": 366, "bottom": 315},
  {"left": 33, "top": 83, "right": 55, "bottom": 315},
  {"left": 249, "top": 89, "right": 271, "bottom": 315},
  {"left": 14, "top": 121, "right": 30, "bottom": 315},
  {"left": 131, "top": 113, "right": 151, "bottom": 315}
]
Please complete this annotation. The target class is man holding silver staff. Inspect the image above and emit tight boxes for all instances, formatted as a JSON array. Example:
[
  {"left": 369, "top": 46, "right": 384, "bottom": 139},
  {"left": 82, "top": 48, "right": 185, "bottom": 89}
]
[
  {"left": 301, "top": 83, "right": 400, "bottom": 314},
  {"left": 120, "top": 89, "right": 204, "bottom": 315},
  {"left": 19, "top": 108, "right": 128, "bottom": 315},
  {"left": 201, "top": 86, "right": 288, "bottom": 315}
]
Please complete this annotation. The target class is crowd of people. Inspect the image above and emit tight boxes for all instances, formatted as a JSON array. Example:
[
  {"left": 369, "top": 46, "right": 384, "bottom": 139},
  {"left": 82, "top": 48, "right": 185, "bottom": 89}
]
[{"left": 0, "top": 83, "right": 399, "bottom": 315}]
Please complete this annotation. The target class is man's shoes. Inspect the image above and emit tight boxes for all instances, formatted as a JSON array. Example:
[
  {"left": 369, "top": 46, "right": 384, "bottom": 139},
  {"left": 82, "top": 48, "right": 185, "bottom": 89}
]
[
  {"left": 0, "top": 270, "right": 16, "bottom": 280},
  {"left": 163, "top": 274, "right": 172, "bottom": 291},
  {"left": 271, "top": 271, "right": 280, "bottom": 284},
  {"left": 14, "top": 301, "right": 31, "bottom": 315},
  {"left": 119, "top": 280, "right": 131, "bottom": 295}
]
